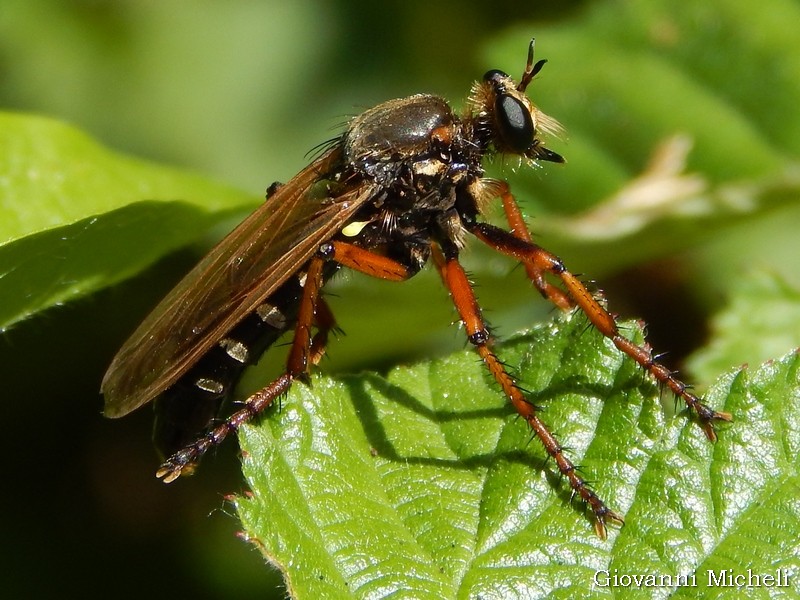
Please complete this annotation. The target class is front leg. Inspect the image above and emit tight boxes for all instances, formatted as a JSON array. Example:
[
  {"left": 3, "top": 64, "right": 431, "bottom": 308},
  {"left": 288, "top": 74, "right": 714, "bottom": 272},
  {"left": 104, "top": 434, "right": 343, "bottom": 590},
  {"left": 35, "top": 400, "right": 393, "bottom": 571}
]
[
  {"left": 432, "top": 244, "right": 623, "bottom": 538},
  {"left": 467, "top": 218, "right": 732, "bottom": 440},
  {"left": 495, "top": 180, "right": 572, "bottom": 310}
]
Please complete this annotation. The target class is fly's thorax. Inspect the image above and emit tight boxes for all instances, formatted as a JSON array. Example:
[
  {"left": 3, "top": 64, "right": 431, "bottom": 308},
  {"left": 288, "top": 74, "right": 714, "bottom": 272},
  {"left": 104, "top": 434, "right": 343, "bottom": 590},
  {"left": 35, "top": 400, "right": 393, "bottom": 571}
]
[
  {"left": 344, "top": 94, "right": 458, "bottom": 182},
  {"left": 336, "top": 93, "right": 479, "bottom": 258}
]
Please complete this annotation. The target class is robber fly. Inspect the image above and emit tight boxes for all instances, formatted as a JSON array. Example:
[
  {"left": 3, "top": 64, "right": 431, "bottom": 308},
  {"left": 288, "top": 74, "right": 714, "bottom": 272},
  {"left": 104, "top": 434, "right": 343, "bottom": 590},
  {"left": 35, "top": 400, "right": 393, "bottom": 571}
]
[{"left": 102, "top": 40, "right": 731, "bottom": 538}]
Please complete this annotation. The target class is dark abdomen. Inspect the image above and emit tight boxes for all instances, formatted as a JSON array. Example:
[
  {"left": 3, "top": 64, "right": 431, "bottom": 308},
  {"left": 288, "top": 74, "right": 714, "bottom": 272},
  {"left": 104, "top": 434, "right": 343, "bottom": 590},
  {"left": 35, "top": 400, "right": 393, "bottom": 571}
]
[{"left": 152, "top": 263, "right": 337, "bottom": 459}]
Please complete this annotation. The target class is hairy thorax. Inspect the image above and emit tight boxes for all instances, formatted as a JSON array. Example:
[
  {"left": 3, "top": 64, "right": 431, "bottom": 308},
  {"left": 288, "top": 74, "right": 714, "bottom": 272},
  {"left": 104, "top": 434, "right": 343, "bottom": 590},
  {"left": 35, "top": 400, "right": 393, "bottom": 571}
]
[{"left": 340, "top": 94, "right": 485, "bottom": 271}]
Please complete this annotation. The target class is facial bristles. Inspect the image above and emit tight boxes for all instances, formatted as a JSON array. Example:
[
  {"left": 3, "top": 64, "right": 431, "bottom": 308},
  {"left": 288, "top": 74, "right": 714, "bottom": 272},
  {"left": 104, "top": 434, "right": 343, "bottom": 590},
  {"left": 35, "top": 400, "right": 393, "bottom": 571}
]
[{"left": 534, "top": 109, "right": 564, "bottom": 140}]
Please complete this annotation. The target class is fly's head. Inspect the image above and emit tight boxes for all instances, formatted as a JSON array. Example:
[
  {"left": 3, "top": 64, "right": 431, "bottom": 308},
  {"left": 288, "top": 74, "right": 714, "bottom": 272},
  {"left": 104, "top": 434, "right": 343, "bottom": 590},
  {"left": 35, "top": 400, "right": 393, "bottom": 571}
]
[{"left": 467, "top": 39, "right": 564, "bottom": 165}]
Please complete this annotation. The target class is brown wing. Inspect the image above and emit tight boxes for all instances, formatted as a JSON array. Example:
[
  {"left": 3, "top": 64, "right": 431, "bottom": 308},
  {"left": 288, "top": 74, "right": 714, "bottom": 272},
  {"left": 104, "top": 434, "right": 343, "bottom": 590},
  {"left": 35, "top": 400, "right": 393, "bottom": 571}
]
[{"left": 103, "top": 147, "right": 371, "bottom": 417}]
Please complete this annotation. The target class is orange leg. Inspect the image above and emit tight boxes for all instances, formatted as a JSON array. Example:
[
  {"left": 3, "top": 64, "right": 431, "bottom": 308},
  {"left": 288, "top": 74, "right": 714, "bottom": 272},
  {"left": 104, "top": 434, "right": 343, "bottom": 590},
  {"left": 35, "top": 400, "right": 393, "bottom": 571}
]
[
  {"left": 320, "top": 240, "right": 412, "bottom": 281},
  {"left": 157, "top": 242, "right": 413, "bottom": 482},
  {"left": 157, "top": 257, "right": 328, "bottom": 482},
  {"left": 467, "top": 219, "right": 732, "bottom": 440},
  {"left": 308, "top": 295, "right": 337, "bottom": 367},
  {"left": 432, "top": 246, "right": 623, "bottom": 538},
  {"left": 497, "top": 181, "right": 572, "bottom": 310}
]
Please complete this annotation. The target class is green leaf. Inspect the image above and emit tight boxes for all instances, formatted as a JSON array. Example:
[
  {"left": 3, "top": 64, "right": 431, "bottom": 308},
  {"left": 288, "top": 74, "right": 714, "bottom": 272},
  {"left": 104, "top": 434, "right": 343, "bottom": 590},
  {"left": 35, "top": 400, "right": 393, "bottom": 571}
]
[
  {"left": 688, "top": 272, "right": 800, "bottom": 382},
  {"left": 0, "top": 112, "right": 257, "bottom": 331},
  {"left": 236, "top": 312, "right": 800, "bottom": 598}
]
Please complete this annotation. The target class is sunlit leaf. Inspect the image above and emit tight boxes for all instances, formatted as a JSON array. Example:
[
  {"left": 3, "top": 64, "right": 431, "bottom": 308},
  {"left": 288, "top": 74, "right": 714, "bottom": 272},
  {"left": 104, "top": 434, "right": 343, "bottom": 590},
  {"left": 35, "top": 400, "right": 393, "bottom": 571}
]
[{"left": 237, "top": 312, "right": 799, "bottom": 598}]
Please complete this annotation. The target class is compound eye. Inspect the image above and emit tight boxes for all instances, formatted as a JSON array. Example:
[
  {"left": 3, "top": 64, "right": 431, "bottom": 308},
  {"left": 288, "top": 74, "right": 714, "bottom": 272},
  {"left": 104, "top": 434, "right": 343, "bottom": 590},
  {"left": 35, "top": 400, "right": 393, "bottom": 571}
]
[
  {"left": 495, "top": 94, "right": 534, "bottom": 153},
  {"left": 482, "top": 69, "right": 508, "bottom": 83}
]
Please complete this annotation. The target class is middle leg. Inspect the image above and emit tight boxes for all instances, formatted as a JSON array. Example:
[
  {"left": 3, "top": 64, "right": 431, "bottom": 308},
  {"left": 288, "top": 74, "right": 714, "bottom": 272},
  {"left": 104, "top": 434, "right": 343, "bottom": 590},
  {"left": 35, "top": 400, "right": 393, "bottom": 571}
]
[{"left": 432, "top": 245, "right": 623, "bottom": 538}]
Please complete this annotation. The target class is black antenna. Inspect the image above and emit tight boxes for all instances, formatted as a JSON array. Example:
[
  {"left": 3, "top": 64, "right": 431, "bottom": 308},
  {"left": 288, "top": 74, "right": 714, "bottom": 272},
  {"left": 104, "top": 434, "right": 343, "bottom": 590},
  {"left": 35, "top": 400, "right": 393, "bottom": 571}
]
[{"left": 517, "top": 38, "right": 547, "bottom": 92}]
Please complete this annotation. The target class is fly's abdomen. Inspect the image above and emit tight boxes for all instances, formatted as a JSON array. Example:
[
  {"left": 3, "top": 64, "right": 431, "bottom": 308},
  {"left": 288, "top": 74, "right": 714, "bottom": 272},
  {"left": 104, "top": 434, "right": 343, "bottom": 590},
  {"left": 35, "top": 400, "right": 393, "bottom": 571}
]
[{"left": 153, "top": 271, "right": 309, "bottom": 460}]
